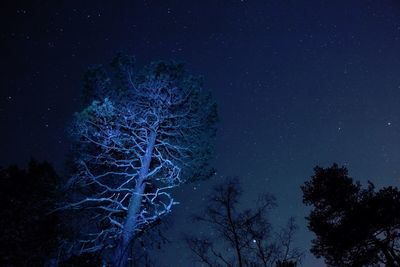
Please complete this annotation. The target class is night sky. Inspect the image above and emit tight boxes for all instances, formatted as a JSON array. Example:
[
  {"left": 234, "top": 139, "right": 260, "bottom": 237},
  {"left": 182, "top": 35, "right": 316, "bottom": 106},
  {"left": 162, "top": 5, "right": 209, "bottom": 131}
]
[{"left": 2, "top": 1, "right": 400, "bottom": 266}]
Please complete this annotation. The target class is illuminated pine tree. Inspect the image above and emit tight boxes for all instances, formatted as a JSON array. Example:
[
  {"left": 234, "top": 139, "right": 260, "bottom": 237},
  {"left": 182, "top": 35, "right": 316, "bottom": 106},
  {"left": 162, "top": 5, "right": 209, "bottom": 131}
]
[{"left": 62, "top": 56, "right": 217, "bottom": 266}]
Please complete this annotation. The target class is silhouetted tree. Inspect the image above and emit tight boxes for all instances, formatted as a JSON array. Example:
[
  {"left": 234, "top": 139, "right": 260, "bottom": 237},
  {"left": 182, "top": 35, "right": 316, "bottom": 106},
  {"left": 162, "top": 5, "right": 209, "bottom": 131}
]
[
  {"left": 275, "top": 260, "right": 297, "bottom": 267},
  {"left": 0, "top": 159, "right": 61, "bottom": 266},
  {"left": 185, "top": 178, "right": 302, "bottom": 267},
  {"left": 60, "top": 55, "right": 218, "bottom": 266},
  {"left": 59, "top": 253, "right": 103, "bottom": 267},
  {"left": 302, "top": 164, "right": 400, "bottom": 266},
  {"left": 128, "top": 217, "right": 170, "bottom": 267}
]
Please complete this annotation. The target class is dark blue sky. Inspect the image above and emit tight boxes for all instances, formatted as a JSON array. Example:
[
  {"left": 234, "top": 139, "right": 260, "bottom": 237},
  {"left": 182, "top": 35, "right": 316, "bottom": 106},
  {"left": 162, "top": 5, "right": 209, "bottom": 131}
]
[{"left": 1, "top": 1, "right": 400, "bottom": 265}]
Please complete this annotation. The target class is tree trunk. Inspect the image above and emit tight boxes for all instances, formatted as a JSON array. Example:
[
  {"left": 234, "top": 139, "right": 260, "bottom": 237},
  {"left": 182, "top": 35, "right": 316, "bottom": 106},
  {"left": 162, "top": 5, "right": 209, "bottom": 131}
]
[
  {"left": 226, "top": 197, "right": 243, "bottom": 267},
  {"left": 381, "top": 246, "right": 395, "bottom": 267},
  {"left": 112, "top": 131, "right": 157, "bottom": 266}
]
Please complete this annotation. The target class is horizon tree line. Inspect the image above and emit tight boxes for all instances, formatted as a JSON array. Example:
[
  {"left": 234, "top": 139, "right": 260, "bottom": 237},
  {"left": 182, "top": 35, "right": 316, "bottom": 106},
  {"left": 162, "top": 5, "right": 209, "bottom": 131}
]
[{"left": 1, "top": 160, "right": 399, "bottom": 266}]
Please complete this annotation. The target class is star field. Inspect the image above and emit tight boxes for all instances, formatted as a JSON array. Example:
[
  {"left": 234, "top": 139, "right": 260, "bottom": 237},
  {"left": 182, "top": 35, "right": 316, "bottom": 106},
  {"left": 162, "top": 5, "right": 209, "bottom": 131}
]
[{"left": 1, "top": 1, "right": 400, "bottom": 266}]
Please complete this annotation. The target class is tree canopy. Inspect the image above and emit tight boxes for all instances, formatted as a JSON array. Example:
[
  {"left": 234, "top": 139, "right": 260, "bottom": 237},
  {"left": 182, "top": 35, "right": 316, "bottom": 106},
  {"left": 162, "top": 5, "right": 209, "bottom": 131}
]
[
  {"left": 302, "top": 164, "right": 400, "bottom": 266},
  {"left": 0, "top": 160, "right": 61, "bottom": 266},
  {"left": 185, "top": 178, "right": 302, "bottom": 267},
  {"left": 62, "top": 55, "right": 218, "bottom": 265}
]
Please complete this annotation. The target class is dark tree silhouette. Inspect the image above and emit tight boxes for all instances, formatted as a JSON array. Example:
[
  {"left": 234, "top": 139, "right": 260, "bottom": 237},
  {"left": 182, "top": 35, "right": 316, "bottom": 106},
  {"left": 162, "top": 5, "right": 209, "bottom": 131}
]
[
  {"left": 275, "top": 260, "right": 297, "bottom": 267},
  {"left": 60, "top": 55, "right": 218, "bottom": 266},
  {"left": 0, "top": 159, "right": 61, "bottom": 266},
  {"left": 185, "top": 178, "right": 302, "bottom": 267},
  {"left": 127, "top": 217, "right": 170, "bottom": 267},
  {"left": 59, "top": 219, "right": 168, "bottom": 267},
  {"left": 302, "top": 164, "right": 400, "bottom": 266}
]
